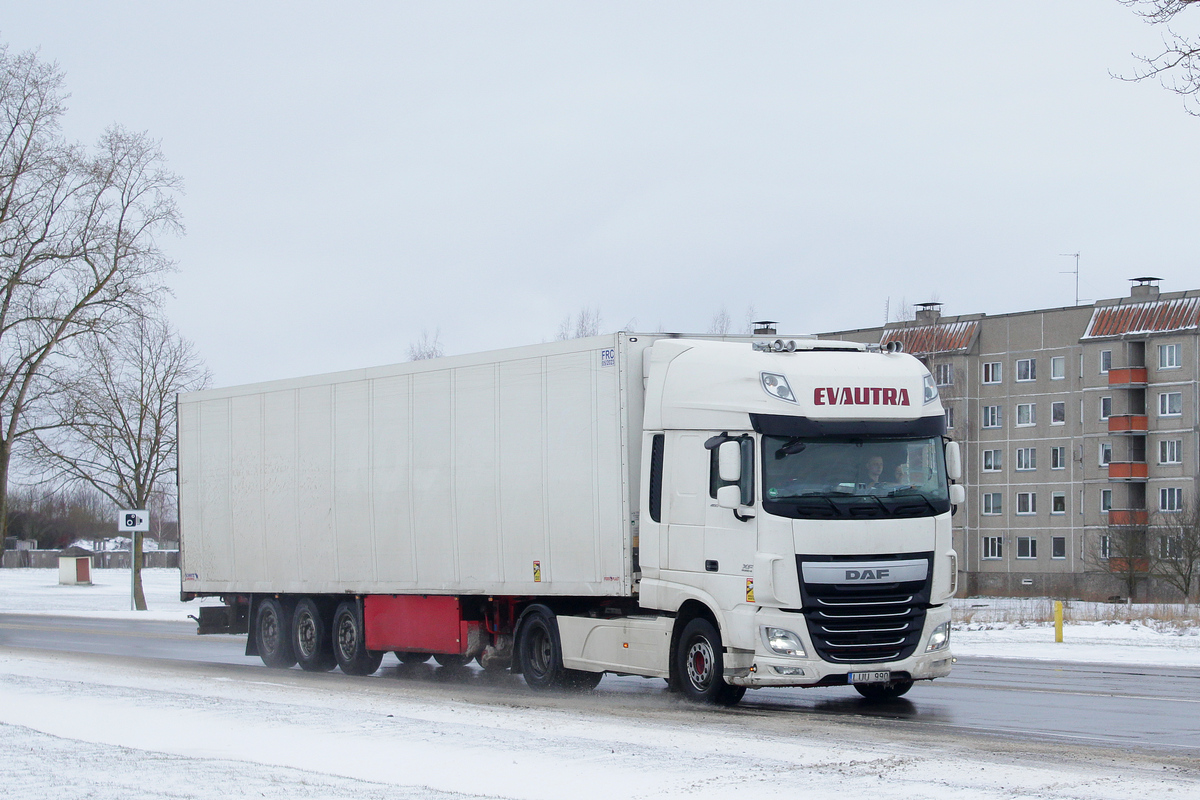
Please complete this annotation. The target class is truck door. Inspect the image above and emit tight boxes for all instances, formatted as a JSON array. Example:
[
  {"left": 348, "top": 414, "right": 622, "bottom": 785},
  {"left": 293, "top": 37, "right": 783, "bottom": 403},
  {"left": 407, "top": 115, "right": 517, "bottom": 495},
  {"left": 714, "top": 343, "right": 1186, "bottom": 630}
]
[{"left": 703, "top": 436, "right": 758, "bottom": 608}]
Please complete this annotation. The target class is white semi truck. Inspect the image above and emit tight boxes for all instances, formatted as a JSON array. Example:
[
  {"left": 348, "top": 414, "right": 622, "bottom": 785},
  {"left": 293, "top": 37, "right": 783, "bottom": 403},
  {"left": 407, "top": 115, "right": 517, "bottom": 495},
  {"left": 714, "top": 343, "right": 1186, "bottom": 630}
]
[{"left": 179, "top": 333, "right": 963, "bottom": 705}]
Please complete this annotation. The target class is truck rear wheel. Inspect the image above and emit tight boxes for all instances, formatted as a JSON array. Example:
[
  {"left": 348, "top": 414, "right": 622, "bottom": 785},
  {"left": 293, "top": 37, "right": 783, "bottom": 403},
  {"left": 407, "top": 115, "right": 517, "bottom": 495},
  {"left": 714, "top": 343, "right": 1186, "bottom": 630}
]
[
  {"left": 332, "top": 601, "right": 383, "bottom": 676},
  {"left": 674, "top": 618, "right": 745, "bottom": 706},
  {"left": 292, "top": 598, "right": 336, "bottom": 672},
  {"left": 254, "top": 597, "right": 297, "bottom": 669},
  {"left": 516, "top": 605, "right": 602, "bottom": 691},
  {"left": 395, "top": 651, "right": 430, "bottom": 664}
]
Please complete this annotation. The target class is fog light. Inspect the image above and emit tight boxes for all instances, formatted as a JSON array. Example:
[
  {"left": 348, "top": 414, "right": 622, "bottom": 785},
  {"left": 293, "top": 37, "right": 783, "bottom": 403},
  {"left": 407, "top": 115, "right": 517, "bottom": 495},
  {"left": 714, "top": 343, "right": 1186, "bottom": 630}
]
[{"left": 771, "top": 666, "right": 805, "bottom": 676}]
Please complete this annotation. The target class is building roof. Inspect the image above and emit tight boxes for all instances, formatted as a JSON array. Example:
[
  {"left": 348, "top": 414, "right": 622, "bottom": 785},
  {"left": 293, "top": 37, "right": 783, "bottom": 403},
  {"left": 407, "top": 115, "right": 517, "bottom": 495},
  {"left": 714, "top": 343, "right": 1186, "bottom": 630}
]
[
  {"left": 1082, "top": 297, "right": 1200, "bottom": 339},
  {"left": 879, "top": 320, "right": 979, "bottom": 355}
]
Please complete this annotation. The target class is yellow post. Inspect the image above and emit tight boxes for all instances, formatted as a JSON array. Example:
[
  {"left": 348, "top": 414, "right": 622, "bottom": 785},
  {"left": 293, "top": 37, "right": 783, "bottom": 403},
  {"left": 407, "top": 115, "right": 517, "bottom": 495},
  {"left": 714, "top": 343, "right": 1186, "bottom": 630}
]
[{"left": 1054, "top": 600, "right": 1063, "bottom": 643}]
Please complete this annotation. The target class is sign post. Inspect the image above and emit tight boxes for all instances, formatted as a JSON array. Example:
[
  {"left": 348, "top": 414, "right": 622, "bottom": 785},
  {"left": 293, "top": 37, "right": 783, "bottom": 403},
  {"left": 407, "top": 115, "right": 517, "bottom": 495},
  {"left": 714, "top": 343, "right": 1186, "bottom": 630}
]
[{"left": 118, "top": 510, "right": 150, "bottom": 610}]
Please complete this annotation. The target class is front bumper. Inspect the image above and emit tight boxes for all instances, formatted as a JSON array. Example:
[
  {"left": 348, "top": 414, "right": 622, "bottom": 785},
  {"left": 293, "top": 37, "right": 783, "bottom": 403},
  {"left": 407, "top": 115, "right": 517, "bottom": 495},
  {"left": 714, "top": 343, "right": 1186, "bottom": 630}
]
[{"left": 726, "top": 605, "right": 954, "bottom": 688}]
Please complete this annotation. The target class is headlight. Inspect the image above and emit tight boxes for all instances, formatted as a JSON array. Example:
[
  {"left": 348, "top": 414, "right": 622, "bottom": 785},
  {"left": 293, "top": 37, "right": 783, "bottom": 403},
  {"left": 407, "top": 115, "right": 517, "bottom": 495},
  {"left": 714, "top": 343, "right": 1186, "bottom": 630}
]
[
  {"left": 925, "top": 621, "right": 950, "bottom": 652},
  {"left": 761, "top": 626, "right": 806, "bottom": 657},
  {"left": 761, "top": 372, "right": 798, "bottom": 404},
  {"left": 923, "top": 374, "right": 939, "bottom": 404}
]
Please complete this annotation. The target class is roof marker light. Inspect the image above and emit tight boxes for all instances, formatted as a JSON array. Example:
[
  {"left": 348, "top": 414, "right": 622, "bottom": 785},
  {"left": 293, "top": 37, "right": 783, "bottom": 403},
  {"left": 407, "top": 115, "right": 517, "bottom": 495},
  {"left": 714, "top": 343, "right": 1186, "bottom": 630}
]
[{"left": 761, "top": 372, "right": 797, "bottom": 404}]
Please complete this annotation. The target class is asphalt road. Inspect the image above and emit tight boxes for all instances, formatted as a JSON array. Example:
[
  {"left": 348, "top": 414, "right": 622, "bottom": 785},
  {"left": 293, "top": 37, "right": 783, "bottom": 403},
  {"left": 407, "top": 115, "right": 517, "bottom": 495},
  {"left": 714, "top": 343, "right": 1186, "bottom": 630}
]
[{"left": 3, "top": 612, "right": 1198, "bottom": 754}]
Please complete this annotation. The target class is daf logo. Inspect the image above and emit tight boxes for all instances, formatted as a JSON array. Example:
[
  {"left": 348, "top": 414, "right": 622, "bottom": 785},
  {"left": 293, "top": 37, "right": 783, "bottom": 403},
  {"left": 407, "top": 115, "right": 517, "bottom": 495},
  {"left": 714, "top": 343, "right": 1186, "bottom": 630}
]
[{"left": 845, "top": 568, "right": 890, "bottom": 581}]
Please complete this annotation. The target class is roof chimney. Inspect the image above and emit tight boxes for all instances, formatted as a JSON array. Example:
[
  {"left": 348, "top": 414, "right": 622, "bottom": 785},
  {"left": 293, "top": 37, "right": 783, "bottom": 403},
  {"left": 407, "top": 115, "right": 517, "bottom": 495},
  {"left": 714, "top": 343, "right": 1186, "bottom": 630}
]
[
  {"left": 1130, "top": 277, "right": 1161, "bottom": 301},
  {"left": 752, "top": 320, "right": 778, "bottom": 335},
  {"left": 914, "top": 302, "right": 942, "bottom": 324}
]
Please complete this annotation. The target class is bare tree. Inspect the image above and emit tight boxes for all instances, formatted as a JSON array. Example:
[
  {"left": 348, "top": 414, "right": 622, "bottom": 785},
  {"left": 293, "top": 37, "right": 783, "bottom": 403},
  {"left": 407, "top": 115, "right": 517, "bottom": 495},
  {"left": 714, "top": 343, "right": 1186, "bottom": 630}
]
[
  {"left": 556, "top": 307, "right": 601, "bottom": 340},
  {"left": 707, "top": 307, "right": 731, "bottom": 335},
  {"left": 1, "top": 44, "right": 181, "bottom": 544},
  {"left": 741, "top": 304, "right": 758, "bottom": 335},
  {"left": 1118, "top": 1, "right": 1200, "bottom": 114},
  {"left": 25, "top": 313, "right": 208, "bottom": 608},
  {"left": 1086, "top": 520, "right": 1158, "bottom": 602},
  {"left": 1151, "top": 502, "right": 1200, "bottom": 608},
  {"left": 406, "top": 328, "right": 443, "bottom": 361}
]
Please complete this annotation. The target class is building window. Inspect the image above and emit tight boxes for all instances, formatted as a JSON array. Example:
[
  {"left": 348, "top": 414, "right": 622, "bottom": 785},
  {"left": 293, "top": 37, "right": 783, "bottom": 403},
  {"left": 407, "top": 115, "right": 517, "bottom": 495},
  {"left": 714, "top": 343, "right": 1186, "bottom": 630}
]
[
  {"left": 1099, "top": 350, "right": 1111, "bottom": 374},
  {"left": 1017, "top": 492, "right": 1037, "bottom": 514},
  {"left": 1051, "top": 446, "right": 1066, "bottom": 470},
  {"left": 1099, "top": 442, "right": 1112, "bottom": 466},
  {"left": 1050, "top": 356, "right": 1065, "bottom": 380},
  {"left": 1160, "top": 535, "right": 1182, "bottom": 560},
  {"left": 1016, "top": 447, "right": 1037, "bottom": 471},
  {"left": 945, "top": 406, "right": 954, "bottom": 429},
  {"left": 1016, "top": 403, "right": 1036, "bottom": 427},
  {"left": 1051, "top": 492, "right": 1066, "bottom": 514},
  {"left": 1016, "top": 358, "right": 1036, "bottom": 382},
  {"left": 982, "top": 362, "right": 1002, "bottom": 384},
  {"left": 1161, "top": 487, "right": 1183, "bottom": 512},
  {"left": 1052, "top": 536, "right": 1066, "bottom": 559},
  {"left": 983, "top": 492, "right": 1003, "bottom": 515},
  {"left": 1159, "top": 391, "right": 1182, "bottom": 417},
  {"left": 1099, "top": 534, "right": 1111, "bottom": 559},
  {"left": 1160, "top": 439, "right": 1182, "bottom": 465},
  {"left": 983, "top": 449, "right": 1003, "bottom": 472},
  {"left": 982, "top": 405, "right": 1002, "bottom": 428},
  {"left": 934, "top": 363, "right": 953, "bottom": 386},
  {"left": 1159, "top": 343, "right": 1181, "bottom": 370},
  {"left": 982, "top": 535, "right": 1003, "bottom": 559},
  {"left": 1099, "top": 396, "right": 1112, "bottom": 420},
  {"left": 1051, "top": 401, "right": 1065, "bottom": 425},
  {"left": 1017, "top": 536, "right": 1038, "bottom": 559},
  {"left": 1101, "top": 489, "right": 1112, "bottom": 512}
]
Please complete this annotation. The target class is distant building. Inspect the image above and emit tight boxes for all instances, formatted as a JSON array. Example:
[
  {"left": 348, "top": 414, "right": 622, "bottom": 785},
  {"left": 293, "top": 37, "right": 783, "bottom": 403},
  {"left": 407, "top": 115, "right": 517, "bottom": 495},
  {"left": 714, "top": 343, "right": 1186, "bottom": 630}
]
[{"left": 820, "top": 279, "right": 1199, "bottom": 600}]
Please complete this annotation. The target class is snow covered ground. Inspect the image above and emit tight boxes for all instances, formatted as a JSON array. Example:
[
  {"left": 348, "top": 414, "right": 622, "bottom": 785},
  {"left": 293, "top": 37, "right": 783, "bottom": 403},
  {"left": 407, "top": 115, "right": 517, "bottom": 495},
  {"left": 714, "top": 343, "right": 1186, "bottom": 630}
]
[
  {"left": 3, "top": 568, "right": 1199, "bottom": 799},
  {"left": 3, "top": 568, "right": 1199, "bottom": 667}
]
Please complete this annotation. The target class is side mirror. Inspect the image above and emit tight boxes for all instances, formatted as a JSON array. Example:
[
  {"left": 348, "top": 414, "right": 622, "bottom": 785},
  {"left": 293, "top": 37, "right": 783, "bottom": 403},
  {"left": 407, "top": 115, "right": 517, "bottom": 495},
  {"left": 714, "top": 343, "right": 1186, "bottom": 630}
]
[
  {"left": 945, "top": 440, "right": 962, "bottom": 481},
  {"left": 718, "top": 440, "right": 742, "bottom": 483},
  {"left": 949, "top": 484, "right": 966, "bottom": 505},
  {"left": 716, "top": 485, "right": 741, "bottom": 509}
]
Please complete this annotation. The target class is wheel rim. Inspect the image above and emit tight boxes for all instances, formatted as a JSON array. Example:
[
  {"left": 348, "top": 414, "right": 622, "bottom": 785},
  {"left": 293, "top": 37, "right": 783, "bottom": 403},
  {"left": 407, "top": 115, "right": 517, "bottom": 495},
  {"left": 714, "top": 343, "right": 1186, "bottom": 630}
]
[
  {"left": 337, "top": 614, "right": 358, "bottom": 661},
  {"left": 261, "top": 606, "right": 280, "bottom": 654},
  {"left": 685, "top": 637, "right": 714, "bottom": 691},
  {"left": 296, "top": 611, "right": 316, "bottom": 659},
  {"left": 528, "top": 624, "right": 551, "bottom": 677}
]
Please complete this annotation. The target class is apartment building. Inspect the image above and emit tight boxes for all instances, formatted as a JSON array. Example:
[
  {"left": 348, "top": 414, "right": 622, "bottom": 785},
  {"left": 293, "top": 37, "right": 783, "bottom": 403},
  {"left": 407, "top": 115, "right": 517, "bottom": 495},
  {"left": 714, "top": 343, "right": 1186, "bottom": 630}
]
[{"left": 820, "top": 279, "right": 1199, "bottom": 600}]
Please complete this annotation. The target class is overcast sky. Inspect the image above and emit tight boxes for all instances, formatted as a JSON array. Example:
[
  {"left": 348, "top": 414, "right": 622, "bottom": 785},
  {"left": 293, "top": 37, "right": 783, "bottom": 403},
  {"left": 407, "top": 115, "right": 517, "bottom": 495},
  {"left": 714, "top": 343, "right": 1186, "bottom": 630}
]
[{"left": 4, "top": 2, "right": 1198, "bottom": 386}]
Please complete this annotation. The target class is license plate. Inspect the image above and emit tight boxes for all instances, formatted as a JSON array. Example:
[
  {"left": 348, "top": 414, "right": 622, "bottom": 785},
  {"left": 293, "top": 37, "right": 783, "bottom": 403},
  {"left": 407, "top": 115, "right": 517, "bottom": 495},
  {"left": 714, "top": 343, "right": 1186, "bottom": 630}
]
[{"left": 848, "top": 671, "right": 890, "bottom": 684}]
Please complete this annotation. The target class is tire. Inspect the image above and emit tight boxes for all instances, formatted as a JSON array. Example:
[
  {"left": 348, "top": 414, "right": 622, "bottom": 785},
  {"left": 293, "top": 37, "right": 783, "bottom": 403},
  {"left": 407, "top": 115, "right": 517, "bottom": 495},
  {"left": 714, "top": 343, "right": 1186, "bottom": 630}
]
[
  {"left": 854, "top": 679, "right": 914, "bottom": 702},
  {"left": 516, "top": 605, "right": 603, "bottom": 691},
  {"left": 254, "top": 597, "right": 297, "bottom": 669},
  {"left": 433, "top": 653, "right": 468, "bottom": 669},
  {"left": 674, "top": 618, "right": 745, "bottom": 706},
  {"left": 332, "top": 600, "right": 384, "bottom": 676},
  {"left": 395, "top": 651, "right": 430, "bottom": 665},
  {"left": 292, "top": 598, "right": 336, "bottom": 672}
]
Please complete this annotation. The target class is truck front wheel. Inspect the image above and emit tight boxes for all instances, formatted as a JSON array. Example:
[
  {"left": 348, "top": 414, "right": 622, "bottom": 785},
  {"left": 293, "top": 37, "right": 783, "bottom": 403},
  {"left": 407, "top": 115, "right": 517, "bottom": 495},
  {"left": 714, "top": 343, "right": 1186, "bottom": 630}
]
[
  {"left": 332, "top": 601, "right": 383, "bottom": 676},
  {"left": 674, "top": 618, "right": 745, "bottom": 706},
  {"left": 254, "top": 597, "right": 297, "bottom": 669},
  {"left": 854, "top": 679, "right": 913, "bottom": 702}
]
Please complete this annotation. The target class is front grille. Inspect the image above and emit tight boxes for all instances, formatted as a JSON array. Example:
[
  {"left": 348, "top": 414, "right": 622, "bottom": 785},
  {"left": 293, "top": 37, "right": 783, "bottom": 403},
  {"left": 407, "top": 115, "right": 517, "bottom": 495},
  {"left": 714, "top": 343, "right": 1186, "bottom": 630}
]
[{"left": 797, "top": 553, "right": 932, "bottom": 664}]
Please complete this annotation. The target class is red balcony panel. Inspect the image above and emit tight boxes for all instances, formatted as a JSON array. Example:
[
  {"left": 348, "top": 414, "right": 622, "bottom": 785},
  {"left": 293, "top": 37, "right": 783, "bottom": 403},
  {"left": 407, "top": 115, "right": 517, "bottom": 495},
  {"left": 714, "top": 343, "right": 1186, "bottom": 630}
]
[
  {"left": 1108, "top": 367, "right": 1147, "bottom": 386},
  {"left": 1108, "top": 557, "right": 1150, "bottom": 574},
  {"left": 1107, "top": 461, "right": 1148, "bottom": 480},
  {"left": 1108, "top": 415, "right": 1148, "bottom": 433},
  {"left": 1109, "top": 509, "right": 1148, "bottom": 525}
]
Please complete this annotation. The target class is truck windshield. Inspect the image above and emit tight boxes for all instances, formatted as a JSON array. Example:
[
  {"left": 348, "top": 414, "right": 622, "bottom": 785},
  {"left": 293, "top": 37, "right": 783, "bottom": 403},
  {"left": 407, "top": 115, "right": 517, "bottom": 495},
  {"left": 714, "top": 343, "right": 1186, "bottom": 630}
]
[{"left": 761, "top": 434, "right": 951, "bottom": 519}]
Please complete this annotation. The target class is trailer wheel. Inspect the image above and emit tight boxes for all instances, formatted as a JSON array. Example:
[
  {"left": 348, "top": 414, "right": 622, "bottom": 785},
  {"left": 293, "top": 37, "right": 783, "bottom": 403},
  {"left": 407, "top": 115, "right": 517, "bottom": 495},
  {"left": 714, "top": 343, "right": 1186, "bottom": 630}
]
[
  {"left": 516, "top": 605, "right": 602, "bottom": 691},
  {"left": 254, "top": 597, "right": 297, "bottom": 669},
  {"left": 674, "top": 618, "right": 745, "bottom": 706},
  {"left": 292, "top": 598, "right": 336, "bottom": 672},
  {"left": 433, "top": 653, "right": 468, "bottom": 669},
  {"left": 332, "top": 601, "right": 383, "bottom": 676},
  {"left": 854, "top": 679, "right": 913, "bottom": 702},
  {"left": 394, "top": 651, "right": 430, "bottom": 664}
]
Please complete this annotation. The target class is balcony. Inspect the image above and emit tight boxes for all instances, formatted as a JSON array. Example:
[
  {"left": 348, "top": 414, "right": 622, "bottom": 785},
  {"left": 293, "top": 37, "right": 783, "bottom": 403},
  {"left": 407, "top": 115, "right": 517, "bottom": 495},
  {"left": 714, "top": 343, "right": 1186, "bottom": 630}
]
[
  {"left": 1108, "top": 509, "right": 1148, "bottom": 526},
  {"left": 1106, "top": 461, "right": 1148, "bottom": 481},
  {"left": 1108, "top": 367, "right": 1148, "bottom": 386},
  {"left": 1108, "top": 414, "right": 1148, "bottom": 433}
]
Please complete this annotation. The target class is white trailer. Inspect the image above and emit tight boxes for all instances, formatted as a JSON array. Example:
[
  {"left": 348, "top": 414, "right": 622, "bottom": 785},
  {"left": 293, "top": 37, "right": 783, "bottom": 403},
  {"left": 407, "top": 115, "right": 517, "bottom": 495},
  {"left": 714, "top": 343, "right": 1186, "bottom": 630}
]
[{"left": 180, "top": 332, "right": 962, "bottom": 704}]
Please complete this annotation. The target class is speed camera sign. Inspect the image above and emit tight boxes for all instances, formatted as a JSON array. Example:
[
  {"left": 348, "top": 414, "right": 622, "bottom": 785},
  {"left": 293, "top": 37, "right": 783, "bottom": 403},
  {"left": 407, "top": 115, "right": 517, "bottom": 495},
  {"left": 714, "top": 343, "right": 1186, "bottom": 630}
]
[{"left": 118, "top": 510, "right": 150, "bottom": 532}]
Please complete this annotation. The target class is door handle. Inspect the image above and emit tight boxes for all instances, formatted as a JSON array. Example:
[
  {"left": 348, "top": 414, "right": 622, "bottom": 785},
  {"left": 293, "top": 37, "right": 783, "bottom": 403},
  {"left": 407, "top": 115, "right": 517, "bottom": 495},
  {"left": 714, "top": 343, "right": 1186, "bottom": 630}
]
[{"left": 705, "top": 560, "right": 718, "bottom": 572}]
